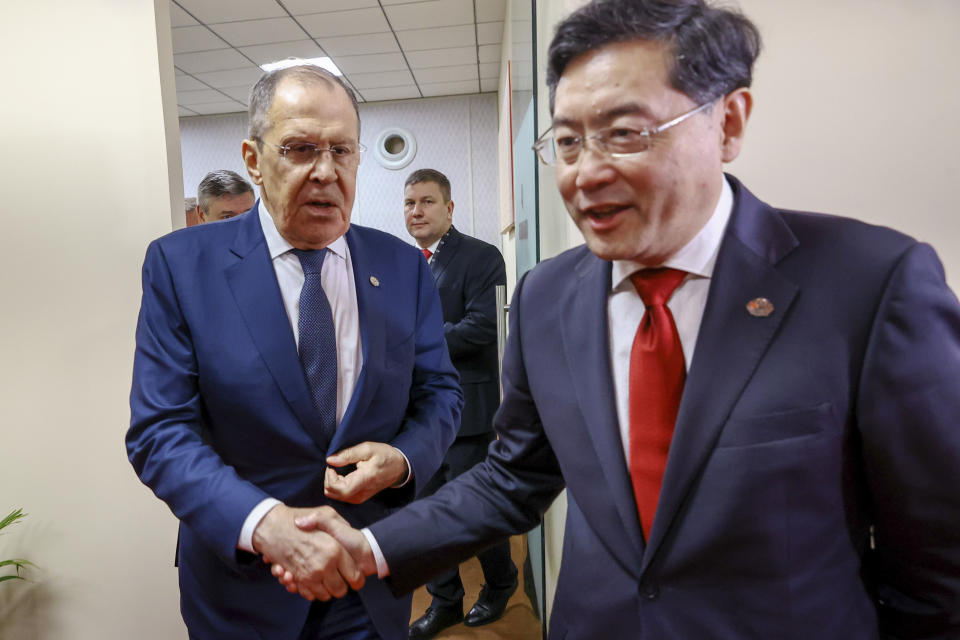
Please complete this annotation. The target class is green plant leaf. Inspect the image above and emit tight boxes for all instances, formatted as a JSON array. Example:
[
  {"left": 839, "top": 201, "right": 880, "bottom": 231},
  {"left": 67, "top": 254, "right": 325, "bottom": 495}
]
[
  {"left": 0, "top": 509, "right": 25, "bottom": 532},
  {"left": 0, "top": 575, "right": 25, "bottom": 583},
  {"left": 0, "top": 559, "right": 32, "bottom": 569}
]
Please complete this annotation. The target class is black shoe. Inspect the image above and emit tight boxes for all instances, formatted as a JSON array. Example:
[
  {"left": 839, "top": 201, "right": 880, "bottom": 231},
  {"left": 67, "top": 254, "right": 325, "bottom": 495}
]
[
  {"left": 464, "top": 580, "right": 518, "bottom": 627},
  {"left": 408, "top": 604, "right": 464, "bottom": 639}
]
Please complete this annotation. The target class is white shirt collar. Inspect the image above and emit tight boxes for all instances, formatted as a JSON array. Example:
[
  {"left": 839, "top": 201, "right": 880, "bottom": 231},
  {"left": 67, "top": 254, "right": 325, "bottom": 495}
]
[
  {"left": 258, "top": 199, "right": 348, "bottom": 260},
  {"left": 611, "top": 175, "right": 733, "bottom": 290}
]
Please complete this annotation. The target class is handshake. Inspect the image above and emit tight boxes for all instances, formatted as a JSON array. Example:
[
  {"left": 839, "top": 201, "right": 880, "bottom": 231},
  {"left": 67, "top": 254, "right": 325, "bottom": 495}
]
[
  {"left": 251, "top": 441, "right": 407, "bottom": 601},
  {"left": 253, "top": 504, "right": 379, "bottom": 602}
]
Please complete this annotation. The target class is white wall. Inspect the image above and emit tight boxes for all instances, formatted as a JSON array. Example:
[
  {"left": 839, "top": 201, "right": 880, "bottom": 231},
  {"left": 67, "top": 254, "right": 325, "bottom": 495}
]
[
  {"left": 0, "top": 1, "right": 185, "bottom": 638},
  {"left": 179, "top": 94, "right": 503, "bottom": 248}
]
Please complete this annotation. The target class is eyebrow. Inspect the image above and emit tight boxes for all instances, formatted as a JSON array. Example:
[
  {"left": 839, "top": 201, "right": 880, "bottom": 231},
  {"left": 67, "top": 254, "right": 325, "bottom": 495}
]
[{"left": 553, "top": 102, "right": 656, "bottom": 129}]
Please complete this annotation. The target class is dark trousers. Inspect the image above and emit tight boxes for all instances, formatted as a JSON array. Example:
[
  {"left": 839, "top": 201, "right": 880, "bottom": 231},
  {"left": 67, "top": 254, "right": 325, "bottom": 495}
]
[
  {"left": 422, "top": 433, "right": 518, "bottom": 609},
  {"left": 299, "top": 591, "right": 382, "bottom": 640}
]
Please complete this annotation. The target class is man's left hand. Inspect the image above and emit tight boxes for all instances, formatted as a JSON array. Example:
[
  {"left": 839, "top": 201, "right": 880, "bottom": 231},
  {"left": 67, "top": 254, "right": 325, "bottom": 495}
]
[{"left": 324, "top": 442, "right": 408, "bottom": 504}]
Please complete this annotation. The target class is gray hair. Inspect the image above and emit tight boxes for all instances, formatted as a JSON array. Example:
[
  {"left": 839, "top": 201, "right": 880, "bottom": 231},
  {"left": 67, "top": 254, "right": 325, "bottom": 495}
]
[
  {"left": 248, "top": 65, "right": 360, "bottom": 142},
  {"left": 547, "top": 0, "right": 761, "bottom": 112},
  {"left": 197, "top": 170, "right": 254, "bottom": 214},
  {"left": 405, "top": 168, "right": 452, "bottom": 203}
]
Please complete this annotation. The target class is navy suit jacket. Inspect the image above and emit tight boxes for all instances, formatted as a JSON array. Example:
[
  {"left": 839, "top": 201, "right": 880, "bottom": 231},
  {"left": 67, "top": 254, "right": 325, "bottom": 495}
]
[
  {"left": 430, "top": 226, "right": 506, "bottom": 438},
  {"left": 128, "top": 206, "right": 462, "bottom": 639},
  {"left": 370, "top": 176, "right": 960, "bottom": 639}
]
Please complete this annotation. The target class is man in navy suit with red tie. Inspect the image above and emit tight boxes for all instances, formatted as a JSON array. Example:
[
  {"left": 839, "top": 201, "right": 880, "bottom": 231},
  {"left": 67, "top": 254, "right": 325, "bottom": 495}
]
[
  {"left": 127, "top": 65, "right": 461, "bottom": 639},
  {"left": 275, "top": 1, "right": 960, "bottom": 637}
]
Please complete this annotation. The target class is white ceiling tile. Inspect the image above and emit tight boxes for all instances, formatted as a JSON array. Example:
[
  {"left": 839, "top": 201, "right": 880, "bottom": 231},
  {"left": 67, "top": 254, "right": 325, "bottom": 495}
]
[
  {"left": 360, "top": 86, "right": 421, "bottom": 102},
  {"left": 384, "top": 0, "right": 473, "bottom": 31},
  {"left": 334, "top": 52, "right": 407, "bottom": 74},
  {"left": 299, "top": 8, "right": 389, "bottom": 38},
  {"left": 194, "top": 66, "right": 267, "bottom": 88},
  {"left": 476, "top": 21, "right": 503, "bottom": 46},
  {"left": 187, "top": 101, "right": 249, "bottom": 115},
  {"left": 480, "top": 77, "right": 498, "bottom": 92},
  {"left": 316, "top": 33, "right": 400, "bottom": 57},
  {"left": 178, "top": 106, "right": 199, "bottom": 116},
  {"left": 175, "top": 0, "right": 285, "bottom": 24},
  {"left": 414, "top": 64, "right": 477, "bottom": 84},
  {"left": 218, "top": 85, "right": 255, "bottom": 103},
  {"left": 175, "top": 67, "right": 186, "bottom": 75},
  {"left": 420, "top": 79, "right": 479, "bottom": 97},
  {"left": 172, "top": 25, "right": 227, "bottom": 54},
  {"left": 478, "top": 43, "right": 500, "bottom": 63},
  {"left": 475, "top": 0, "right": 507, "bottom": 23},
  {"left": 396, "top": 24, "right": 475, "bottom": 51},
  {"left": 379, "top": 0, "right": 419, "bottom": 4},
  {"left": 479, "top": 62, "right": 499, "bottom": 79},
  {"left": 406, "top": 46, "right": 475, "bottom": 69},
  {"left": 170, "top": 2, "right": 199, "bottom": 27},
  {"left": 348, "top": 69, "right": 415, "bottom": 90},
  {"left": 177, "top": 88, "right": 232, "bottom": 105},
  {"left": 210, "top": 17, "right": 305, "bottom": 47},
  {"left": 174, "top": 75, "right": 209, "bottom": 91},
  {"left": 283, "top": 0, "right": 378, "bottom": 13},
  {"left": 239, "top": 40, "right": 325, "bottom": 65},
  {"left": 174, "top": 48, "right": 252, "bottom": 73}
]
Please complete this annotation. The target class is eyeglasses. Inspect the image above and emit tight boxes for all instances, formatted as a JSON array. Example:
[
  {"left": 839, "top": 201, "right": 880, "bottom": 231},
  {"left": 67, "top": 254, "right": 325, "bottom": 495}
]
[
  {"left": 532, "top": 101, "right": 713, "bottom": 166},
  {"left": 259, "top": 140, "right": 366, "bottom": 166}
]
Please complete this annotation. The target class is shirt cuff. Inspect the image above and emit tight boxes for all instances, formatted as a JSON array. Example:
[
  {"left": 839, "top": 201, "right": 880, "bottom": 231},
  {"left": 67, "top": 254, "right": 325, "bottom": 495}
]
[
  {"left": 361, "top": 527, "right": 390, "bottom": 578},
  {"left": 238, "top": 497, "right": 281, "bottom": 553},
  {"left": 392, "top": 446, "right": 412, "bottom": 488}
]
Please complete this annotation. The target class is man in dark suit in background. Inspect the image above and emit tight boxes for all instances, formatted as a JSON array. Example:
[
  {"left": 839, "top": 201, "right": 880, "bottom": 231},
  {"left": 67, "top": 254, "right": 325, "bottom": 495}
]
[
  {"left": 128, "top": 65, "right": 461, "bottom": 639},
  {"left": 194, "top": 169, "right": 256, "bottom": 223},
  {"left": 274, "top": 1, "right": 960, "bottom": 637},
  {"left": 402, "top": 169, "right": 516, "bottom": 639}
]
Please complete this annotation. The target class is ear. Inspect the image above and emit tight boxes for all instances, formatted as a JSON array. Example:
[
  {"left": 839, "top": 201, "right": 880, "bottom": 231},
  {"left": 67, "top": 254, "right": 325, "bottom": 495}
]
[
  {"left": 195, "top": 205, "right": 206, "bottom": 224},
  {"left": 719, "top": 87, "right": 752, "bottom": 163},
  {"left": 242, "top": 139, "right": 264, "bottom": 185},
  {"left": 445, "top": 199, "right": 454, "bottom": 219}
]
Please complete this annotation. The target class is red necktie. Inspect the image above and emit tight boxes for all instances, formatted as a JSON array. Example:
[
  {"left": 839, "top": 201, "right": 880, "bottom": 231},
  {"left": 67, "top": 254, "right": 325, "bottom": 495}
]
[
  {"left": 628, "top": 268, "right": 687, "bottom": 541},
  {"left": 421, "top": 248, "right": 433, "bottom": 260}
]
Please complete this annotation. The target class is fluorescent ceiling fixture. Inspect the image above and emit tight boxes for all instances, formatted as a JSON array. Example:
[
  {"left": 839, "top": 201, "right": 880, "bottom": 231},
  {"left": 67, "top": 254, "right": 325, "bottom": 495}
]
[{"left": 260, "top": 56, "right": 342, "bottom": 76}]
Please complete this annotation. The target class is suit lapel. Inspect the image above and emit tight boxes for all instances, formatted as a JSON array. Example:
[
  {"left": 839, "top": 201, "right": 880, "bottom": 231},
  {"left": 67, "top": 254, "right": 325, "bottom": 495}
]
[
  {"left": 225, "top": 206, "right": 320, "bottom": 443},
  {"left": 560, "top": 251, "right": 646, "bottom": 570},
  {"left": 429, "top": 227, "right": 461, "bottom": 283},
  {"left": 332, "top": 226, "right": 386, "bottom": 452},
  {"left": 642, "top": 177, "right": 800, "bottom": 569}
]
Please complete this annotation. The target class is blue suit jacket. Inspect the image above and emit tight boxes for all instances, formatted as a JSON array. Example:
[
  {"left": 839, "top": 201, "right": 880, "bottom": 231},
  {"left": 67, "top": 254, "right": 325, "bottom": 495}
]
[
  {"left": 370, "top": 176, "right": 960, "bottom": 639},
  {"left": 128, "top": 206, "right": 462, "bottom": 639}
]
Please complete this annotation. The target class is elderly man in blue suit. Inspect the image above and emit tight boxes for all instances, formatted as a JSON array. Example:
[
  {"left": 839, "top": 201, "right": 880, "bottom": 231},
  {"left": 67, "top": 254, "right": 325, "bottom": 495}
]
[
  {"left": 274, "top": 1, "right": 960, "bottom": 638},
  {"left": 127, "top": 65, "right": 461, "bottom": 639}
]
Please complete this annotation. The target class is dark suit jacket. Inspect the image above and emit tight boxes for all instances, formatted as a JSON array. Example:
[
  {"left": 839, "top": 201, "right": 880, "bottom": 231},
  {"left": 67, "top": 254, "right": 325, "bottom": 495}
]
[
  {"left": 431, "top": 226, "right": 507, "bottom": 438},
  {"left": 127, "top": 206, "right": 462, "bottom": 639},
  {"left": 370, "top": 176, "right": 960, "bottom": 639}
]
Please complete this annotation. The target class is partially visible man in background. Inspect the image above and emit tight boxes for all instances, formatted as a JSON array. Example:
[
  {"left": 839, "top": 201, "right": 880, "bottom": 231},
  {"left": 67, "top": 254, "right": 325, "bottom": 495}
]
[
  {"left": 194, "top": 169, "right": 256, "bottom": 223},
  {"left": 402, "top": 169, "right": 516, "bottom": 639}
]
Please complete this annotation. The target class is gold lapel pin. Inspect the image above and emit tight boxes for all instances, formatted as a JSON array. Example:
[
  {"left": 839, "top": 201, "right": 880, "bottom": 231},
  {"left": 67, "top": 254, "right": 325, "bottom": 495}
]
[
  {"left": 369, "top": 276, "right": 380, "bottom": 287},
  {"left": 746, "top": 297, "right": 774, "bottom": 317}
]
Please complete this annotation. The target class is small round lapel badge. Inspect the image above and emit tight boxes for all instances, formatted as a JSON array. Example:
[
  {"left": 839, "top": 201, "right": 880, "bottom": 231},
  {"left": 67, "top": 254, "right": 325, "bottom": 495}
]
[
  {"left": 746, "top": 297, "right": 774, "bottom": 317},
  {"left": 369, "top": 276, "right": 380, "bottom": 287}
]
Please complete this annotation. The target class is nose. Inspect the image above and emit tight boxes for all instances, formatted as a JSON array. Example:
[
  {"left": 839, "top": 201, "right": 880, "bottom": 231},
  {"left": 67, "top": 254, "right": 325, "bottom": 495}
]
[
  {"left": 308, "top": 150, "right": 338, "bottom": 182},
  {"left": 573, "top": 144, "right": 617, "bottom": 191}
]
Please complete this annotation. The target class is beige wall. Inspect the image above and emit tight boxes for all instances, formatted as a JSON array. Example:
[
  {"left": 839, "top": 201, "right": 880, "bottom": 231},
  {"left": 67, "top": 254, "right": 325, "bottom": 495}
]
[{"left": 0, "top": 1, "right": 184, "bottom": 638}]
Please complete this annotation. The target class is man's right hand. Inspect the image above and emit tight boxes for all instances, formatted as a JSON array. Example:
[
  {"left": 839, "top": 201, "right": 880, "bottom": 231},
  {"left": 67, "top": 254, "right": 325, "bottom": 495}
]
[
  {"left": 269, "top": 506, "right": 378, "bottom": 595},
  {"left": 252, "top": 503, "right": 366, "bottom": 601}
]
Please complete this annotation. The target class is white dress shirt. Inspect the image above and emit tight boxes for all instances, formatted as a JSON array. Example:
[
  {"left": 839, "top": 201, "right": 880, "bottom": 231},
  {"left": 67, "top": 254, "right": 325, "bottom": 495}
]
[
  {"left": 608, "top": 176, "right": 733, "bottom": 466},
  {"left": 237, "top": 202, "right": 363, "bottom": 552}
]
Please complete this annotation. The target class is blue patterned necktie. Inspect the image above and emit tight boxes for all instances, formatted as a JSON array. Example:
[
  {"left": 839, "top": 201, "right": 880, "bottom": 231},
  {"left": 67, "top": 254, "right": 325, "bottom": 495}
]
[{"left": 292, "top": 248, "right": 338, "bottom": 444}]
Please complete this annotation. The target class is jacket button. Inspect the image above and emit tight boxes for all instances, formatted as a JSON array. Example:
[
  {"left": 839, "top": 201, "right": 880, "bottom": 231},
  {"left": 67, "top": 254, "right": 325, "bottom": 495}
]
[{"left": 640, "top": 582, "right": 660, "bottom": 600}]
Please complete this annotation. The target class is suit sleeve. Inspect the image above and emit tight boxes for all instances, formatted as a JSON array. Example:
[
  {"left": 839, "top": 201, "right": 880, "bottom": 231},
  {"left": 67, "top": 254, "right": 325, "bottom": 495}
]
[
  {"left": 387, "top": 252, "right": 464, "bottom": 499},
  {"left": 443, "top": 244, "right": 507, "bottom": 359},
  {"left": 370, "top": 271, "right": 566, "bottom": 593},
  {"left": 126, "top": 241, "right": 268, "bottom": 566},
  {"left": 857, "top": 243, "right": 960, "bottom": 638}
]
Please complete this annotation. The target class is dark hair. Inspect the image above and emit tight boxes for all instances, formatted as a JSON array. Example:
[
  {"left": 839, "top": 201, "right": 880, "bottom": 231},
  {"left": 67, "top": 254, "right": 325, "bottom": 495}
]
[
  {"left": 405, "top": 168, "right": 452, "bottom": 203},
  {"left": 197, "top": 170, "right": 253, "bottom": 213},
  {"left": 546, "top": 0, "right": 761, "bottom": 112},
  {"left": 248, "top": 65, "right": 360, "bottom": 142}
]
